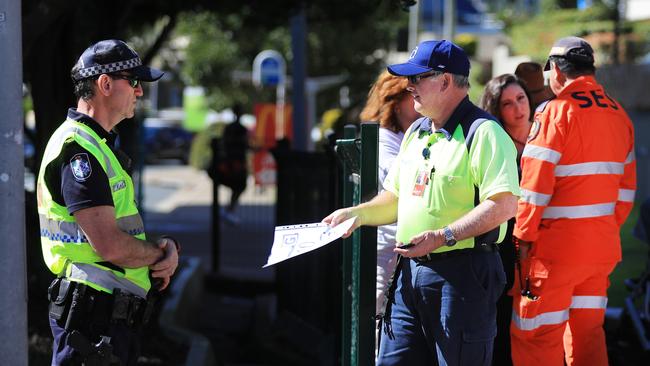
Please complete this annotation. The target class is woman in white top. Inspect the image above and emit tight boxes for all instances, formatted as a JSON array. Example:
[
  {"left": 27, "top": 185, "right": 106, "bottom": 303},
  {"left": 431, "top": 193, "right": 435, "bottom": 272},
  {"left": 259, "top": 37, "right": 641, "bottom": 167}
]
[{"left": 359, "top": 71, "right": 420, "bottom": 331}]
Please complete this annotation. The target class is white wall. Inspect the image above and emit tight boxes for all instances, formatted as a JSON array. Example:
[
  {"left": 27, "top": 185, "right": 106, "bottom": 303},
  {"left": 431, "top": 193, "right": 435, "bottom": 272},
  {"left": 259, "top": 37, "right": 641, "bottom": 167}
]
[{"left": 625, "top": 0, "right": 650, "bottom": 21}]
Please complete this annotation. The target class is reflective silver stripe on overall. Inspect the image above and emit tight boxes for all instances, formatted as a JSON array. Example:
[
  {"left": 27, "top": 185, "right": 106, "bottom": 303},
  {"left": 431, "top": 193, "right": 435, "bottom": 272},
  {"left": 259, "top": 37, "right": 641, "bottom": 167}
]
[
  {"left": 39, "top": 214, "right": 145, "bottom": 241},
  {"left": 512, "top": 309, "right": 570, "bottom": 331},
  {"left": 541, "top": 202, "right": 616, "bottom": 219},
  {"left": 69, "top": 262, "right": 147, "bottom": 299}
]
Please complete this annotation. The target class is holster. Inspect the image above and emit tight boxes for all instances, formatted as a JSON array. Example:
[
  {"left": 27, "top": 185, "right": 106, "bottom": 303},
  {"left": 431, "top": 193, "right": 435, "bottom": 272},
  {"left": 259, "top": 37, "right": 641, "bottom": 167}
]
[
  {"left": 68, "top": 331, "right": 121, "bottom": 366},
  {"left": 111, "top": 289, "right": 153, "bottom": 327},
  {"left": 48, "top": 278, "right": 74, "bottom": 321}
]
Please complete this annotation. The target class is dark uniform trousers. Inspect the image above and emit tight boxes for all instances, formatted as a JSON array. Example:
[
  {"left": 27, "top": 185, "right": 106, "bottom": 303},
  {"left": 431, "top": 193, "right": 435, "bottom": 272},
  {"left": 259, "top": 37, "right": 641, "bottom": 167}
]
[{"left": 48, "top": 279, "right": 150, "bottom": 366}]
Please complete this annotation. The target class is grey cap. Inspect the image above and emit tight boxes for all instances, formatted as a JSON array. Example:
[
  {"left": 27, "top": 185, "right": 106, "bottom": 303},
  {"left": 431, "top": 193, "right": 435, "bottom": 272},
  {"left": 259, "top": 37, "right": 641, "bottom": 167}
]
[{"left": 544, "top": 36, "right": 594, "bottom": 71}]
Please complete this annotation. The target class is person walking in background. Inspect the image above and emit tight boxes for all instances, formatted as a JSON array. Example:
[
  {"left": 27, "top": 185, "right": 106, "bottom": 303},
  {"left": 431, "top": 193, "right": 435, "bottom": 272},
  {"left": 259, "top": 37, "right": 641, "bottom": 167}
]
[
  {"left": 511, "top": 36, "right": 636, "bottom": 366},
  {"left": 479, "top": 73, "right": 534, "bottom": 366},
  {"left": 359, "top": 70, "right": 421, "bottom": 349},
  {"left": 514, "top": 61, "right": 555, "bottom": 110},
  {"left": 324, "top": 39, "right": 520, "bottom": 365},
  {"left": 37, "top": 39, "right": 180, "bottom": 365},
  {"left": 218, "top": 103, "right": 249, "bottom": 224}
]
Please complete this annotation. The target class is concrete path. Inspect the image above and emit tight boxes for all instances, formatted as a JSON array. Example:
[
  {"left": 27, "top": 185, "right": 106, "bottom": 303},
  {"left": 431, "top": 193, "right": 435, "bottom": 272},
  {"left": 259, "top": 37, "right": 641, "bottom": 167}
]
[{"left": 141, "top": 165, "right": 278, "bottom": 365}]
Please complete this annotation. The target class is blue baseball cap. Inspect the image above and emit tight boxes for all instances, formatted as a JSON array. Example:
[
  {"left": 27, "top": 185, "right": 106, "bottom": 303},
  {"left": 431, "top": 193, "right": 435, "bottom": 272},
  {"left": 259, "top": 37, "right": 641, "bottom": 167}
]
[
  {"left": 387, "top": 39, "right": 470, "bottom": 77},
  {"left": 71, "top": 39, "right": 164, "bottom": 82}
]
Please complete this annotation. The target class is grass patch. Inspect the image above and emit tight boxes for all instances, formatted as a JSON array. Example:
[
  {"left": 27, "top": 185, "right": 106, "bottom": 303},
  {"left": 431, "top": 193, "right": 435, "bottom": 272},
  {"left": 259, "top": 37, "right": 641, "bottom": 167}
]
[{"left": 609, "top": 201, "right": 648, "bottom": 307}]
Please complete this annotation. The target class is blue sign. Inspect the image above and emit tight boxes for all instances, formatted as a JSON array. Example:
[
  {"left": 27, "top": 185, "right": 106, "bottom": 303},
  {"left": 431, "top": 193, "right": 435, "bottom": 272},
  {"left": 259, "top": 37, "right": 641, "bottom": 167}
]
[{"left": 253, "top": 50, "right": 286, "bottom": 87}]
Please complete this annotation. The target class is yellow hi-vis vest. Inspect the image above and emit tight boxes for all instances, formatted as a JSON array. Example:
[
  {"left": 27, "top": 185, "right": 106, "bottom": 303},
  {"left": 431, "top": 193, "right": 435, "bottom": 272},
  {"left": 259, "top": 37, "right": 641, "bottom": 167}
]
[{"left": 36, "top": 119, "right": 150, "bottom": 298}]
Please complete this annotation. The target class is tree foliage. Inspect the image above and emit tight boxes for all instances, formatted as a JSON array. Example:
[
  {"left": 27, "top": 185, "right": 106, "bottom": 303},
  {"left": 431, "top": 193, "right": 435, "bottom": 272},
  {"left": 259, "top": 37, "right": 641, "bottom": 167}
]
[
  {"left": 23, "top": 0, "right": 412, "bottom": 161},
  {"left": 175, "top": 1, "right": 410, "bottom": 116},
  {"left": 507, "top": 1, "right": 619, "bottom": 62}
]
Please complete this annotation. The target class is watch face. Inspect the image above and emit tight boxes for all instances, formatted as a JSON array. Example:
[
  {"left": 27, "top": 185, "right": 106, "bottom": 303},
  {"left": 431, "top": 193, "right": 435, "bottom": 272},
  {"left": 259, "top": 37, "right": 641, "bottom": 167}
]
[{"left": 443, "top": 226, "right": 456, "bottom": 246}]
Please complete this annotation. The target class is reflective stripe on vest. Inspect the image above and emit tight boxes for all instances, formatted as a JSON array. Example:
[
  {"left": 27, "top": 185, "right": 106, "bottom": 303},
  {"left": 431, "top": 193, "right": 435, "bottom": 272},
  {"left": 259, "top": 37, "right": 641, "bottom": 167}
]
[
  {"left": 39, "top": 214, "right": 145, "bottom": 241},
  {"left": 68, "top": 262, "right": 147, "bottom": 299}
]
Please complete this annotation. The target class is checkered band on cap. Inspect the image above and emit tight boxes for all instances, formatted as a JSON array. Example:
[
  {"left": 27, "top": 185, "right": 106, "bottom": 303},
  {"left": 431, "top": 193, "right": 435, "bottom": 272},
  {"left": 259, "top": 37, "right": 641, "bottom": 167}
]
[{"left": 75, "top": 57, "right": 142, "bottom": 80}]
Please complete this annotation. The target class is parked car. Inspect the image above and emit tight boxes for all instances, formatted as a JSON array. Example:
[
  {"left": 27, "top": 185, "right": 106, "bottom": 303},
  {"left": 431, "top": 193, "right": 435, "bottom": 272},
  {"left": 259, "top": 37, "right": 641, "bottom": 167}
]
[{"left": 143, "top": 118, "right": 194, "bottom": 164}]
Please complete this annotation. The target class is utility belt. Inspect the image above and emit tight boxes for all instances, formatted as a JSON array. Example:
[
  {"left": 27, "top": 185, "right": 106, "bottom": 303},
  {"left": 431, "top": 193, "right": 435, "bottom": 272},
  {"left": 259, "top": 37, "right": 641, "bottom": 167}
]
[
  {"left": 48, "top": 277, "right": 155, "bottom": 332},
  {"left": 413, "top": 242, "right": 498, "bottom": 263}
]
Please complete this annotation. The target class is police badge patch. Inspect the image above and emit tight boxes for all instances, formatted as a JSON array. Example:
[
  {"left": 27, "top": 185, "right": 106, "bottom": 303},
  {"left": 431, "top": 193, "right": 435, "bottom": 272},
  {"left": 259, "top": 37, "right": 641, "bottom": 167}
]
[
  {"left": 528, "top": 119, "right": 541, "bottom": 142},
  {"left": 70, "top": 153, "right": 92, "bottom": 182}
]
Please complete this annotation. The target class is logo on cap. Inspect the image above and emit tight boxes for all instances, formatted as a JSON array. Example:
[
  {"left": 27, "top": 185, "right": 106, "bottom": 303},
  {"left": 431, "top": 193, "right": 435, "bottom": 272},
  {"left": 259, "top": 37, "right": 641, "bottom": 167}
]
[{"left": 409, "top": 47, "right": 419, "bottom": 60}]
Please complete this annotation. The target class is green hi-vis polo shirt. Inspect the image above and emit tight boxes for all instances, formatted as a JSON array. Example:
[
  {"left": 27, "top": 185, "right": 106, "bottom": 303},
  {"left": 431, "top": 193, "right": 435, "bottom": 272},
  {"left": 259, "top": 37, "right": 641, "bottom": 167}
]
[{"left": 384, "top": 96, "right": 521, "bottom": 253}]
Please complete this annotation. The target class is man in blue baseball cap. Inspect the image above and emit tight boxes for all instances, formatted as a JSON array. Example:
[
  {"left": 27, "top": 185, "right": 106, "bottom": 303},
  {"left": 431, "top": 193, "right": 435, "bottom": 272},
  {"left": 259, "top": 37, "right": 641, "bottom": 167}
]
[
  {"left": 38, "top": 39, "right": 179, "bottom": 365},
  {"left": 324, "top": 39, "right": 520, "bottom": 365}
]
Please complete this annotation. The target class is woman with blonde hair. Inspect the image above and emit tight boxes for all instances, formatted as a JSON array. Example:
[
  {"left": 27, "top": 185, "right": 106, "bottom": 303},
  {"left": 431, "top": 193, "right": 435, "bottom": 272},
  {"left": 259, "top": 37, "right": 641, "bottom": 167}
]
[{"left": 360, "top": 71, "right": 420, "bottom": 347}]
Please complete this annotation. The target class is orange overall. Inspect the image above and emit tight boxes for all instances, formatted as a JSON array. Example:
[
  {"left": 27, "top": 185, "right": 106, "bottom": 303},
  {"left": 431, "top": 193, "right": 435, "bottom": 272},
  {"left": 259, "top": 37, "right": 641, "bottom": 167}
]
[{"left": 511, "top": 76, "right": 636, "bottom": 365}]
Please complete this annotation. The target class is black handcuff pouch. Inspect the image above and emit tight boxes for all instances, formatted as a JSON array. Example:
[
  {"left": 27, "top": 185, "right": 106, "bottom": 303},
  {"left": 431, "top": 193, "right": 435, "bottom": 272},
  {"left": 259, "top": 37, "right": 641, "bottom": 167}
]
[{"left": 48, "top": 278, "right": 74, "bottom": 321}]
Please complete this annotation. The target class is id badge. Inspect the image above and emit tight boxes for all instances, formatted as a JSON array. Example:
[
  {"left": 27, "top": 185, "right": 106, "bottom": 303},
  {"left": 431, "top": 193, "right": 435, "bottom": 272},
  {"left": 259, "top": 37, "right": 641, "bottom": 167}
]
[{"left": 412, "top": 169, "right": 429, "bottom": 196}]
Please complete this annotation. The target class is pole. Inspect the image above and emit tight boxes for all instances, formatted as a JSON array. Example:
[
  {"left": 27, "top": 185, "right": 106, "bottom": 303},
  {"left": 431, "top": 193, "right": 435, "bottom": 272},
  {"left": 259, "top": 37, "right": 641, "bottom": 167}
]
[
  {"left": 613, "top": 0, "right": 621, "bottom": 65},
  {"left": 408, "top": 0, "right": 419, "bottom": 51},
  {"left": 290, "top": 6, "right": 308, "bottom": 151},
  {"left": 443, "top": 0, "right": 456, "bottom": 42},
  {"left": 210, "top": 138, "right": 221, "bottom": 273},
  {"left": 0, "top": 0, "right": 27, "bottom": 364}
]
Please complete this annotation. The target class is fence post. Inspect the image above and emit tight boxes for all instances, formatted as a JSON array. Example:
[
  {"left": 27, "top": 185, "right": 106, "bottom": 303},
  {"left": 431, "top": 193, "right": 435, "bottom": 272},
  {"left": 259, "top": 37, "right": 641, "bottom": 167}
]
[
  {"left": 357, "top": 123, "right": 378, "bottom": 365},
  {"left": 340, "top": 125, "right": 356, "bottom": 366},
  {"left": 210, "top": 137, "right": 221, "bottom": 273},
  {"left": 337, "top": 122, "right": 378, "bottom": 366}
]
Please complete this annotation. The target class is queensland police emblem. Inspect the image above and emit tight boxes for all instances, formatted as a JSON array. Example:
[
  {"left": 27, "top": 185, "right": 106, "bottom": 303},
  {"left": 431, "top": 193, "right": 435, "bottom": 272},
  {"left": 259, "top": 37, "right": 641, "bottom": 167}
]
[
  {"left": 70, "top": 153, "right": 92, "bottom": 182},
  {"left": 528, "top": 119, "right": 541, "bottom": 142}
]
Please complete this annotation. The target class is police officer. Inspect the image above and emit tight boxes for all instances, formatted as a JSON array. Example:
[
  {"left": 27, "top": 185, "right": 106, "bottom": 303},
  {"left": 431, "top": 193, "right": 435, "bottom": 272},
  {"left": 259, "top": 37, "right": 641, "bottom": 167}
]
[
  {"left": 511, "top": 36, "right": 636, "bottom": 366},
  {"left": 324, "top": 39, "right": 520, "bottom": 365},
  {"left": 37, "top": 39, "right": 180, "bottom": 365}
]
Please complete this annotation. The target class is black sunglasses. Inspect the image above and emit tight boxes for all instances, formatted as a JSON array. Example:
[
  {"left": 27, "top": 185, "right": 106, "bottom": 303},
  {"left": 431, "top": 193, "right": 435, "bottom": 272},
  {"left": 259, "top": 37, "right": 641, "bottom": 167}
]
[
  {"left": 408, "top": 71, "right": 443, "bottom": 84},
  {"left": 110, "top": 74, "right": 140, "bottom": 88}
]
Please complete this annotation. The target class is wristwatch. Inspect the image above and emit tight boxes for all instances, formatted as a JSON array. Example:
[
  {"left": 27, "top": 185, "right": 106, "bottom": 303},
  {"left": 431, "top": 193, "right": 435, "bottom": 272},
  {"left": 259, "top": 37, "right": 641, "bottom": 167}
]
[{"left": 442, "top": 226, "right": 457, "bottom": 247}]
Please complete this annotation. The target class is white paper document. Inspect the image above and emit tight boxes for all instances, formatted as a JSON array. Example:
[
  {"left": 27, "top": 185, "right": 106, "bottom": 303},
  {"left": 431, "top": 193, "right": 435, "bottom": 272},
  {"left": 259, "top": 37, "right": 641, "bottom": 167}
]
[{"left": 263, "top": 217, "right": 357, "bottom": 268}]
